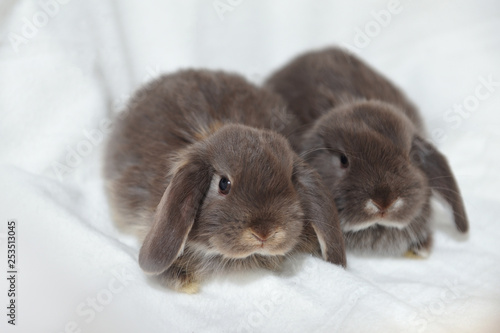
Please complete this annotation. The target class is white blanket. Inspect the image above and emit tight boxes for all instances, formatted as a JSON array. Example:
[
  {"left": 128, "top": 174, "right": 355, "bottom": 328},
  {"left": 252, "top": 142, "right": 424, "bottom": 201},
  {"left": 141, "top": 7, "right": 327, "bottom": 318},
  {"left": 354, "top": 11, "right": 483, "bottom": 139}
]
[{"left": 1, "top": 1, "right": 499, "bottom": 332}]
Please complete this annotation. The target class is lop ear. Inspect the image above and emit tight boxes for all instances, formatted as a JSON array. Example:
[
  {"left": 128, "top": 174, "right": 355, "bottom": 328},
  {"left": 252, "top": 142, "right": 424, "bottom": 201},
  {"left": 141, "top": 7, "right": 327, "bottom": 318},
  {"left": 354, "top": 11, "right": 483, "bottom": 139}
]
[
  {"left": 293, "top": 158, "right": 346, "bottom": 267},
  {"left": 411, "top": 136, "right": 469, "bottom": 233},
  {"left": 139, "top": 157, "right": 212, "bottom": 274}
]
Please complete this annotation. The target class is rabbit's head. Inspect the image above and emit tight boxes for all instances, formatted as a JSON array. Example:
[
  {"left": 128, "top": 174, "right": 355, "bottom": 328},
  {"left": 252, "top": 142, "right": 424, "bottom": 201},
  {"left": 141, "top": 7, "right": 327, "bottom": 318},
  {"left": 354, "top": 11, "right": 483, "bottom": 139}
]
[
  {"left": 139, "top": 124, "right": 346, "bottom": 274},
  {"left": 301, "top": 101, "right": 468, "bottom": 237}
]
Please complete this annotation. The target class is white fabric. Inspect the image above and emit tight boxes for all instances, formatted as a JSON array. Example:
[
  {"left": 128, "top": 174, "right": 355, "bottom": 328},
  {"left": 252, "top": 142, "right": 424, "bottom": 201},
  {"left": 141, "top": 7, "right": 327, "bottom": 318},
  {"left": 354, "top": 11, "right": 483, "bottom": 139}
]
[{"left": 1, "top": 1, "right": 499, "bottom": 332}]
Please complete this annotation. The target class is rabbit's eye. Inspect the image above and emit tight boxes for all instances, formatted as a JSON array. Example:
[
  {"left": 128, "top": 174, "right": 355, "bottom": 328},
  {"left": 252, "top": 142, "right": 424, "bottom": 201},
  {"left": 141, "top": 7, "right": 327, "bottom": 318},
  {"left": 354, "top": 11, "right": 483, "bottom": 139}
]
[
  {"left": 219, "top": 176, "right": 231, "bottom": 195},
  {"left": 340, "top": 154, "right": 349, "bottom": 168}
]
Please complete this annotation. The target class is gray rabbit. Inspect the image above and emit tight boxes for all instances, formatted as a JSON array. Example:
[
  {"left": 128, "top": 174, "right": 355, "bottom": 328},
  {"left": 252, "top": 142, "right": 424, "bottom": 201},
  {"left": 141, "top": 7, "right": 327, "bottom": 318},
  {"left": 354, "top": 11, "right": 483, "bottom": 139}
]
[
  {"left": 266, "top": 48, "right": 468, "bottom": 257},
  {"left": 104, "top": 70, "right": 346, "bottom": 293}
]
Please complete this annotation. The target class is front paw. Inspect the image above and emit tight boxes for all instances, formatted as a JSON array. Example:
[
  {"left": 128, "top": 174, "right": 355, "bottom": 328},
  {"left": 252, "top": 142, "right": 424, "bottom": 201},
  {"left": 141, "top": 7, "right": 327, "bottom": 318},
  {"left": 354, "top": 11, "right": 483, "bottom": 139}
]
[
  {"left": 158, "top": 266, "right": 201, "bottom": 294},
  {"left": 178, "top": 280, "right": 200, "bottom": 294},
  {"left": 405, "top": 235, "right": 432, "bottom": 259},
  {"left": 404, "top": 249, "right": 428, "bottom": 259}
]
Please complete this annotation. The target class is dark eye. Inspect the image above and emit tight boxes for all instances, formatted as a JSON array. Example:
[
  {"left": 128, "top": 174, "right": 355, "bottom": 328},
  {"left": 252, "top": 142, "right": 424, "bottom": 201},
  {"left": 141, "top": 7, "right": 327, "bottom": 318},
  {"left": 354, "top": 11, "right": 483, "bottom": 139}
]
[
  {"left": 340, "top": 154, "right": 349, "bottom": 168},
  {"left": 219, "top": 176, "right": 231, "bottom": 195}
]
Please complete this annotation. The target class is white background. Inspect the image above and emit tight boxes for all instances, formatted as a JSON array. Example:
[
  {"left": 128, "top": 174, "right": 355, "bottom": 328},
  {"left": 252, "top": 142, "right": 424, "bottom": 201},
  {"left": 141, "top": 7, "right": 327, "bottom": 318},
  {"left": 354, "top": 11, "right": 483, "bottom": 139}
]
[{"left": 1, "top": 0, "right": 499, "bottom": 332}]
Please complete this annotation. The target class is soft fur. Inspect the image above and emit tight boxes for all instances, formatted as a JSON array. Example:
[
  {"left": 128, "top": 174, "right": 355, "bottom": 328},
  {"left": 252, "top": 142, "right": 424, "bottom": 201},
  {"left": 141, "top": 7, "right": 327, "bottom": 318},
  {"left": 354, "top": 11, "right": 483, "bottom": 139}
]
[
  {"left": 266, "top": 47, "right": 469, "bottom": 256},
  {"left": 104, "top": 70, "right": 345, "bottom": 292}
]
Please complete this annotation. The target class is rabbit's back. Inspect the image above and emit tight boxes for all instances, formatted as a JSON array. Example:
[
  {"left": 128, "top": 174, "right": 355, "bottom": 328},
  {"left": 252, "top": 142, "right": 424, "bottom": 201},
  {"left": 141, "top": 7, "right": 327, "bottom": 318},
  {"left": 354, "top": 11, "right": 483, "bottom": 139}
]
[
  {"left": 266, "top": 48, "right": 424, "bottom": 133},
  {"left": 104, "top": 70, "right": 287, "bottom": 234}
]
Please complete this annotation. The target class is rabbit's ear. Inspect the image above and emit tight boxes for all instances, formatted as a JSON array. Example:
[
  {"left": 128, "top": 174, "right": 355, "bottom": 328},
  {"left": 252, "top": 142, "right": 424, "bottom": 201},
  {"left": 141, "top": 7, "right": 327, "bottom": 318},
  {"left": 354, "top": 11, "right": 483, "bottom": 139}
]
[
  {"left": 293, "top": 158, "right": 346, "bottom": 267},
  {"left": 139, "top": 157, "right": 212, "bottom": 274},
  {"left": 411, "top": 136, "right": 469, "bottom": 233}
]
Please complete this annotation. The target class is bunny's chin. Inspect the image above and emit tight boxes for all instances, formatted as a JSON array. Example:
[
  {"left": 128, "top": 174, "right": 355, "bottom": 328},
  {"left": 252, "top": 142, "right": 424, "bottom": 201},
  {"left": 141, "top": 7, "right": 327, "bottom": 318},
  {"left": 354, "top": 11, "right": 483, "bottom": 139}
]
[
  {"left": 202, "top": 230, "right": 300, "bottom": 259},
  {"left": 216, "top": 244, "right": 295, "bottom": 259},
  {"left": 341, "top": 219, "right": 411, "bottom": 232},
  {"left": 186, "top": 240, "right": 296, "bottom": 260}
]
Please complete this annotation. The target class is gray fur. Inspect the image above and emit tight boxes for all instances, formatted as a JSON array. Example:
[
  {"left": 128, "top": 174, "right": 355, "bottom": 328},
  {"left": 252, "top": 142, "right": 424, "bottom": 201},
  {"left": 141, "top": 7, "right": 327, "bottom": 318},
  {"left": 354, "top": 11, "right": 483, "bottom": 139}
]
[
  {"left": 266, "top": 47, "right": 469, "bottom": 256},
  {"left": 104, "top": 70, "right": 346, "bottom": 292}
]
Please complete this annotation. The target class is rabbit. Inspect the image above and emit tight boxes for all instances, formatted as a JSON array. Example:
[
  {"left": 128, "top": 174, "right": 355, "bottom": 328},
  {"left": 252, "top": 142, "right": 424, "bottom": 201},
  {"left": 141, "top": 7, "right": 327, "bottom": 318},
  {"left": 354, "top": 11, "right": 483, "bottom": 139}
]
[
  {"left": 265, "top": 47, "right": 469, "bottom": 257},
  {"left": 104, "top": 69, "right": 346, "bottom": 293}
]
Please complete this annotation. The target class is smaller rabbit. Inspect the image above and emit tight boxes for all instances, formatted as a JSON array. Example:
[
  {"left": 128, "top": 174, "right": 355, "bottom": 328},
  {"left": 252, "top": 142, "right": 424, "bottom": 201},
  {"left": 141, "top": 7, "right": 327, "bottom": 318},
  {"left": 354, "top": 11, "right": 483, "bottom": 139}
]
[
  {"left": 266, "top": 47, "right": 469, "bottom": 257},
  {"left": 104, "top": 70, "right": 345, "bottom": 293}
]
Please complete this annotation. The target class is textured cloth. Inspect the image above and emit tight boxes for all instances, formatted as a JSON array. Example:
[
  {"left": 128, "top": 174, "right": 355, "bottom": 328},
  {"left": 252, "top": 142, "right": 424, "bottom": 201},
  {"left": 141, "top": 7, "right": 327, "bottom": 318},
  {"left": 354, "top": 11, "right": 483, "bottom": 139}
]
[{"left": 1, "top": 1, "right": 499, "bottom": 332}]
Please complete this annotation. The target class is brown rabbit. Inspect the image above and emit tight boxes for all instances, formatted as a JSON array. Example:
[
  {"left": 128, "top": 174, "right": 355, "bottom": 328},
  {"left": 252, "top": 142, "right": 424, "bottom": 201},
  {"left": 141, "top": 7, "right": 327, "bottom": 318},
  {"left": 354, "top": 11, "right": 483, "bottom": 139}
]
[
  {"left": 104, "top": 70, "right": 345, "bottom": 293},
  {"left": 266, "top": 47, "right": 468, "bottom": 257}
]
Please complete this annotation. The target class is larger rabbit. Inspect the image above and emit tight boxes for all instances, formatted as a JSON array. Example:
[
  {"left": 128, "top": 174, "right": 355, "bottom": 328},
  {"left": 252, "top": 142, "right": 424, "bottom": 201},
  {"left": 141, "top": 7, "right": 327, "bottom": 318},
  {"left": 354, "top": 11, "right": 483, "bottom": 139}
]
[
  {"left": 104, "top": 70, "right": 345, "bottom": 293},
  {"left": 266, "top": 48, "right": 469, "bottom": 257}
]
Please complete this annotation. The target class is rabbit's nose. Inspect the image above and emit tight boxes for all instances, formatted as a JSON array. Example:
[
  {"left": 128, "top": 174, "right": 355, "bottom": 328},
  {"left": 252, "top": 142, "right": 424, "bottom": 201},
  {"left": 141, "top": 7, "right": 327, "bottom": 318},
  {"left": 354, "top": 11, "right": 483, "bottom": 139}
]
[
  {"left": 366, "top": 197, "right": 404, "bottom": 216},
  {"left": 251, "top": 232, "right": 269, "bottom": 243},
  {"left": 372, "top": 198, "right": 394, "bottom": 211},
  {"left": 250, "top": 226, "right": 274, "bottom": 243},
  {"left": 371, "top": 185, "right": 395, "bottom": 211}
]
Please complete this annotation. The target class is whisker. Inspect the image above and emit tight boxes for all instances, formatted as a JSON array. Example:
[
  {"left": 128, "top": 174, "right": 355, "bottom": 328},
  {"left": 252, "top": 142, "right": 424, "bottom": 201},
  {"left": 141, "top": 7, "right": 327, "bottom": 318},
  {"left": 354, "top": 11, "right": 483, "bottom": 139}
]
[{"left": 430, "top": 186, "right": 462, "bottom": 196}]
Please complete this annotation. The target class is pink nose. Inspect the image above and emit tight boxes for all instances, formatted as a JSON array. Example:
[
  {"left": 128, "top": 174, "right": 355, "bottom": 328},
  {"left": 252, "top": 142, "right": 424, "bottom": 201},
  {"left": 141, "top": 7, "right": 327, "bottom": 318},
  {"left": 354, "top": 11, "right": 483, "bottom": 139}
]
[
  {"left": 371, "top": 185, "right": 395, "bottom": 211},
  {"left": 251, "top": 231, "right": 270, "bottom": 243},
  {"left": 372, "top": 198, "right": 395, "bottom": 212}
]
